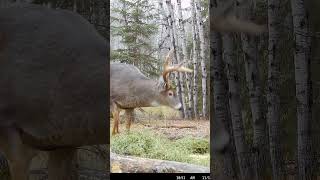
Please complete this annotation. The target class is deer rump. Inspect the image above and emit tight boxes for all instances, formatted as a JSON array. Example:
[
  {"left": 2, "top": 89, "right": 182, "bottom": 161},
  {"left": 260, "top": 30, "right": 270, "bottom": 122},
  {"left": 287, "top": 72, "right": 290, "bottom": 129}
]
[{"left": 0, "top": 4, "right": 108, "bottom": 149}]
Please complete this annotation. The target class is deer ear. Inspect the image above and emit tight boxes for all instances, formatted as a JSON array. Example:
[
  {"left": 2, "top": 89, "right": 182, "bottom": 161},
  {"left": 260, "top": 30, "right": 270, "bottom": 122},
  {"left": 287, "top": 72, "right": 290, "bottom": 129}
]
[
  {"left": 160, "top": 82, "right": 168, "bottom": 92},
  {"left": 158, "top": 76, "right": 168, "bottom": 92}
]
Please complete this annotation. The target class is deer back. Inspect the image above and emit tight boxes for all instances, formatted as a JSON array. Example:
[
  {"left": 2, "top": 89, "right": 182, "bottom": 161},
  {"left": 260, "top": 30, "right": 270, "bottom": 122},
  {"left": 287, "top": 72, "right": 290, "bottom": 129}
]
[{"left": 110, "top": 63, "right": 156, "bottom": 108}]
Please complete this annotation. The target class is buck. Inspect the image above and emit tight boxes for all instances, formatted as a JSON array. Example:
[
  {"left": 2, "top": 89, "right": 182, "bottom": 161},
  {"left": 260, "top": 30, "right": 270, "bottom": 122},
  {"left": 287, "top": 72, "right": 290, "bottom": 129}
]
[
  {"left": 110, "top": 49, "right": 193, "bottom": 135},
  {"left": 0, "top": 4, "right": 107, "bottom": 180},
  {"left": 0, "top": 0, "right": 267, "bottom": 178}
]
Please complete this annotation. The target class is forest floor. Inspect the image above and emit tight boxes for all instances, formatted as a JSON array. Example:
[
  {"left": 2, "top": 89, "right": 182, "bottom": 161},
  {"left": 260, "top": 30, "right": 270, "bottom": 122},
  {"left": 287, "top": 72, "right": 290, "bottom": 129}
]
[
  {"left": 114, "top": 118, "right": 210, "bottom": 140},
  {"left": 110, "top": 107, "right": 210, "bottom": 168}
]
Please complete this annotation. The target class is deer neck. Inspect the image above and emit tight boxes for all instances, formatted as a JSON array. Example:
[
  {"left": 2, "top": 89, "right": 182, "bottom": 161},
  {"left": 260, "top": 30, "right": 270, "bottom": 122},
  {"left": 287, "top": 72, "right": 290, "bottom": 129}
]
[{"left": 140, "top": 78, "right": 163, "bottom": 107}]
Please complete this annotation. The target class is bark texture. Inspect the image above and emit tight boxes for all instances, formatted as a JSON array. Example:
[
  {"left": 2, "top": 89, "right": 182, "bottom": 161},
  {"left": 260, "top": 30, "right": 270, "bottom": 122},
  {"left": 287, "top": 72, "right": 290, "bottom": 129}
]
[
  {"left": 239, "top": 1, "right": 268, "bottom": 179},
  {"left": 210, "top": 6, "right": 238, "bottom": 176},
  {"left": 165, "top": 0, "right": 186, "bottom": 118},
  {"left": 177, "top": 0, "right": 193, "bottom": 119},
  {"left": 222, "top": 33, "right": 253, "bottom": 179},
  {"left": 267, "top": 0, "right": 284, "bottom": 179},
  {"left": 195, "top": 0, "right": 208, "bottom": 118},
  {"left": 191, "top": 0, "right": 199, "bottom": 119},
  {"left": 290, "top": 0, "right": 313, "bottom": 179}
]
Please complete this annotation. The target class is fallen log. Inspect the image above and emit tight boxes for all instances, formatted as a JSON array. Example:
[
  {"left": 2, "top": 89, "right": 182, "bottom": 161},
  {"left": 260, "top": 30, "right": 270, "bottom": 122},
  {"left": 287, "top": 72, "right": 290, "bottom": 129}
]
[{"left": 110, "top": 152, "right": 210, "bottom": 173}]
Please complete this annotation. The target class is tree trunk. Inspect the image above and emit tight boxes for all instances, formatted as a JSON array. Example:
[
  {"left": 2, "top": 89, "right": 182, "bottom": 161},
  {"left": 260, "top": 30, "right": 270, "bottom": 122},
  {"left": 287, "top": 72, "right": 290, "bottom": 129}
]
[
  {"left": 165, "top": 0, "right": 186, "bottom": 118},
  {"left": 157, "top": 0, "right": 167, "bottom": 68},
  {"left": 290, "top": 0, "right": 313, "bottom": 179},
  {"left": 177, "top": 0, "right": 193, "bottom": 119},
  {"left": 195, "top": 0, "right": 208, "bottom": 118},
  {"left": 191, "top": 0, "right": 199, "bottom": 119},
  {"left": 239, "top": 1, "right": 268, "bottom": 179},
  {"left": 187, "top": 50, "right": 194, "bottom": 118},
  {"left": 267, "top": 0, "right": 284, "bottom": 179},
  {"left": 210, "top": 9, "right": 238, "bottom": 177},
  {"left": 222, "top": 33, "right": 253, "bottom": 179}
]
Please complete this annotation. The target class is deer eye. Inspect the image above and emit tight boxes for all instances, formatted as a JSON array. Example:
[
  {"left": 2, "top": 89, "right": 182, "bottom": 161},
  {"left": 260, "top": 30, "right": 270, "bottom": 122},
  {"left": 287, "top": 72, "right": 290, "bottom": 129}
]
[{"left": 168, "top": 92, "right": 173, "bottom": 96}]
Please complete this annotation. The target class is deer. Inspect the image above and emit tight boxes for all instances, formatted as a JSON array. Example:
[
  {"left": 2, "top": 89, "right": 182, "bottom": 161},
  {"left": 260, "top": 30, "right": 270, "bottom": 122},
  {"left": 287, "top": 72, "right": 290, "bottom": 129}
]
[
  {"left": 0, "top": 0, "right": 267, "bottom": 178},
  {"left": 0, "top": 3, "right": 107, "bottom": 180},
  {"left": 110, "top": 49, "right": 193, "bottom": 135}
]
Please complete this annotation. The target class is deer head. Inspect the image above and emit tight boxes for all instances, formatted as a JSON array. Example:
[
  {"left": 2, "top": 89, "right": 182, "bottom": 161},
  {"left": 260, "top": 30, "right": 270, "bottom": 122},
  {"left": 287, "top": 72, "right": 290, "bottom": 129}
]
[{"left": 155, "top": 49, "right": 193, "bottom": 110}]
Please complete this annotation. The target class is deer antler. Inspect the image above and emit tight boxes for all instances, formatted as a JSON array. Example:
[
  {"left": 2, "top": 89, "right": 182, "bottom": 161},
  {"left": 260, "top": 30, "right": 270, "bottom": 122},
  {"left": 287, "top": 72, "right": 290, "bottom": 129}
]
[{"left": 162, "top": 49, "right": 193, "bottom": 89}]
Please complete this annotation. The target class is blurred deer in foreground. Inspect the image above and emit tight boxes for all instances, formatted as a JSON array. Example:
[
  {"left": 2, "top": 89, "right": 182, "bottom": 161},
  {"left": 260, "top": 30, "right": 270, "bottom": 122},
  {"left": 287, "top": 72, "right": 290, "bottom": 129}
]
[
  {"left": 0, "top": 4, "right": 107, "bottom": 180},
  {"left": 110, "top": 49, "right": 193, "bottom": 135}
]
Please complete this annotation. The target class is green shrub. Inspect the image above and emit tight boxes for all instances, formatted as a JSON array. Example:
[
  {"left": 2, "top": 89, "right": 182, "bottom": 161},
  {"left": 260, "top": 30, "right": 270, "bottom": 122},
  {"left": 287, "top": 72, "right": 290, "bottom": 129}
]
[
  {"left": 175, "top": 137, "right": 209, "bottom": 154},
  {"left": 111, "top": 130, "right": 210, "bottom": 167}
]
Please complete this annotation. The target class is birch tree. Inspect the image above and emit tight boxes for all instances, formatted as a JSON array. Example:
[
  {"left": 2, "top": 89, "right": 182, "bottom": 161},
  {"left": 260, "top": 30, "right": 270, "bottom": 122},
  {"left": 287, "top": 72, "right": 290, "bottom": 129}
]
[
  {"left": 157, "top": 0, "right": 169, "bottom": 60},
  {"left": 211, "top": 4, "right": 236, "bottom": 179},
  {"left": 267, "top": 0, "right": 284, "bottom": 179},
  {"left": 176, "top": 0, "right": 193, "bottom": 118},
  {"left": 211, "top": 10, "right": 237, "bottom": 178},
  {"left": 191, "top": 0, "right": 199, "bottom": 119},
  {"left": 195, "top": 0, "right": 208, "bottom": 118},
  {"left": 222, "top": 32, "right": 253, "bottom": 179},
  {"left": 239, "top": 1, "right": 268, "bottom": 179},
  {"left": 165, "top": 0, "right": 187, "bottom": 118},
  {"left": 290, "top": 0, "right": 313, "bottom": 179}
]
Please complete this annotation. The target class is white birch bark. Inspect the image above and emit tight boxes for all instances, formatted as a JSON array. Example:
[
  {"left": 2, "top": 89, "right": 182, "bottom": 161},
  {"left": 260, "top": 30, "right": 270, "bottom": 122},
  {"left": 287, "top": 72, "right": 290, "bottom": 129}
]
[
  {"left": 239, "top": 1, "right": 268, "bottom": 179},
  {"left": 191, "top": 0, "right": 199, "bottom": 119},
  {"left": 210, "top": 1, "right": 237, "bottom": 175},
  {"left": 176, "top": 0, "right": 192, "bottom": 118},
  {"left": 165, "top": 0, "right": 187, "bottom": 118},
  {"left": 222, "top": 32, "right": 253, "bottom": 180},
  {"left": 195, "top": 0, "right": 207, "bottom": 118}
]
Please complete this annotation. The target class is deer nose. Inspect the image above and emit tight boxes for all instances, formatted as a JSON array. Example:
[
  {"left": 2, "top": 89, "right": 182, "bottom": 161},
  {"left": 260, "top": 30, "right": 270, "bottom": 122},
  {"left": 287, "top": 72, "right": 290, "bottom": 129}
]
[{"left": 174, "top": 103, "right": 182, "bottom": 110}]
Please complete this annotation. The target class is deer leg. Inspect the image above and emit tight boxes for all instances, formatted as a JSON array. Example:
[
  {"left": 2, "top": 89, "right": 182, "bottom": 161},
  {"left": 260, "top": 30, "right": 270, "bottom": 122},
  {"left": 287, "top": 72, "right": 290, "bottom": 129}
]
[
  {"left": 125, "top": 109, "right": 134, "bottom": 132},
  {"left": 112, "top": 107, "right": 120, "bottom": 135},
  {"left": 48, "top": 148, "right": 78, "bottom": 180},
  {"left": 0, "top": 127, "right": 37, "bottom": 180}
]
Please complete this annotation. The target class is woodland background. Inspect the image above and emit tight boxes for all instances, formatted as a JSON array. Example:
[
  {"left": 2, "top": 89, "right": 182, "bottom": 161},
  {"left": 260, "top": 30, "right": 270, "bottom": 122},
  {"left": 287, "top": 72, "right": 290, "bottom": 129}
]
[
  {"left": 111, "top": 0, "right": 210, "bottom": 120},
  {"left": 0, "top": 0, "right": 319, "bottom": 179}
]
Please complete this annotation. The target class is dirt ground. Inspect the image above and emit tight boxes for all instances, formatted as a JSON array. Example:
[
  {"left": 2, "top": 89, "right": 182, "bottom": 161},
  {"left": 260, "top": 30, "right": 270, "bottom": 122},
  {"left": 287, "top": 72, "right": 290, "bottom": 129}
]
[{"left": 112, "top": 118, "right": 210, "bottom": 140}]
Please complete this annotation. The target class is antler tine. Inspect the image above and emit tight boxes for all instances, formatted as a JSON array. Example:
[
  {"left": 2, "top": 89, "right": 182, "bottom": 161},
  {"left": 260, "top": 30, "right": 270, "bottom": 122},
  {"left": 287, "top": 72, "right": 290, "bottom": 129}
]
[
  {"left": 162, "top": 49, "right": 193, "bottom": 89},
  {"left": 164, "top": 49, "right": 174, "bottom": 65},
  {"left": 162, "top": 49, "right": 174, "bottom": 88},
  {"left": 176, "top": 61, "right": 193, "bottom": 73}
]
